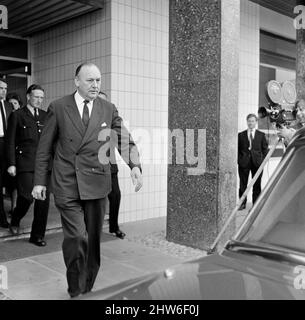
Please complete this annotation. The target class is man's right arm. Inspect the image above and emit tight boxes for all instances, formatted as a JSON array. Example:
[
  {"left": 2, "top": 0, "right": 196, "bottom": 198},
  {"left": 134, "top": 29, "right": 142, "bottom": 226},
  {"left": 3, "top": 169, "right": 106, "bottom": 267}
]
[
  {"left": 6, "top": 111, "right": 18, "bottom": 176},
  {"left": 34, "top": 103, "right": 58, "bottom": 186}
]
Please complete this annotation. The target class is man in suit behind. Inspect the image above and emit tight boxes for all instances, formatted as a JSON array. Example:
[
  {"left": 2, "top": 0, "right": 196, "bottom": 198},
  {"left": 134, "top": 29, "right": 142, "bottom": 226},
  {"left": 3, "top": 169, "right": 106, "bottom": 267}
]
[
  {"left": 238, "top": 114, "right": 268, "bottom": 210},
  {"left": 7, "top": 84, "right": 51, "bottom": 246},
  {"left": 98, "top": 91, "right": 125, "bottom": 239},
  {"left": 32, "top": 63, "right": 143, "bottom": 298},
  {"left": 0, "top": 78, "right": 13, "bottom": 228}
]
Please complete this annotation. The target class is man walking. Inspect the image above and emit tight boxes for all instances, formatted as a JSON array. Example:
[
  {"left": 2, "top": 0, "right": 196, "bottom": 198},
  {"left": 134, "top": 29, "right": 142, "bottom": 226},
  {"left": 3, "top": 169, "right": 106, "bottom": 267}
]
[
  {"left": 238, "top": 114, "right": 268, "bottom": 210},
  {"left": 0, "top": 79, "right": 13, "bottom": 228},
  {"left": 32, "top": 63, "right": 143, "bottom": 298},
  {"left": 7, "top": 84, "right": 50, "bottom": 246}
]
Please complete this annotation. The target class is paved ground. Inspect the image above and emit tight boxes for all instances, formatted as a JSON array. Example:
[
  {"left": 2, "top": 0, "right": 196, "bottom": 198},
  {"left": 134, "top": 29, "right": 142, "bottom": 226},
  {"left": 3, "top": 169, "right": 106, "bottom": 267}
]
[
  {"left": 0, "top": 217, "right": 208, "bottom": 300},
  {"left": 0, "top": 198, "right": 250, "bottom": 300}
]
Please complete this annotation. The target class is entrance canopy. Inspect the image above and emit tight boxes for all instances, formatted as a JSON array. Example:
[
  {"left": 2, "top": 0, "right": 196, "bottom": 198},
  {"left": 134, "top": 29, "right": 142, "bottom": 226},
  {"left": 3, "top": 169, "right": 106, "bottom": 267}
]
[
  {"left": 250, "top": 0, "right": 297, "bottom": 18},
  {"left": 2, "top": 0, "right": 104, "bottom": 37}
]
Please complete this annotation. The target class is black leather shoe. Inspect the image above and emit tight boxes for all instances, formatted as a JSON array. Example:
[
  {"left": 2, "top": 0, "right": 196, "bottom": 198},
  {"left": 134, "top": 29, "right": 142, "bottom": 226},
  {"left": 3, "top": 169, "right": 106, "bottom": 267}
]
[
  {"left": 0, "top": 221, "right": 9, "bottom": 229},
  {"left": 29, "top": 238, "right": 46, "bottom": 247},
  {"left": 9, "top": 225, "right": 19, "bottom": 234},
  {"left": 110, "top": 229, "right": 126, "bottom": 239},
  {"left": 69, "top": 290, "right": 81, "bottom": 298},
  {"left": 238, "top": 204, "right": 246, "bottom": 211}
]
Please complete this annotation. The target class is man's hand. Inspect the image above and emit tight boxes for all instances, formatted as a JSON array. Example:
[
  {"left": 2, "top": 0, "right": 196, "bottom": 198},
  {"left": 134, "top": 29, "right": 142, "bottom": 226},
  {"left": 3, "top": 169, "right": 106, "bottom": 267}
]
[
  {"left": 277, "top": 125, "right": 296, "bottom": 145},
  {"left": 32, "top": 185, "right": 47, "bottom": 201},
  {"left": 7, "top": 166, "right": 16, "bottom": 177},
  {"left": 131, "top": 167, "right": 143, "bottom": 192}
]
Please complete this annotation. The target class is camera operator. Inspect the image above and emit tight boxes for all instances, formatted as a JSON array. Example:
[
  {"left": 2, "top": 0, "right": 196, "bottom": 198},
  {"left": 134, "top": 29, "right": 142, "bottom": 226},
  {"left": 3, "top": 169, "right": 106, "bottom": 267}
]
[{"left": 277, "top": 99, "right": 305, "bottom": 145}]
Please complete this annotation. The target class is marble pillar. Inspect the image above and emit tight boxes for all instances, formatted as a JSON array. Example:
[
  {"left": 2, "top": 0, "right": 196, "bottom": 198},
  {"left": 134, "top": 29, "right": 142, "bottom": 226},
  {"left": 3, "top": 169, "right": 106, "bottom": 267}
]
[
  {"left": 167, "top": 0, "right": 240, "bottom": 250},
  {"left": 296, "top": 0, "right": 305, "bottom": 99}
]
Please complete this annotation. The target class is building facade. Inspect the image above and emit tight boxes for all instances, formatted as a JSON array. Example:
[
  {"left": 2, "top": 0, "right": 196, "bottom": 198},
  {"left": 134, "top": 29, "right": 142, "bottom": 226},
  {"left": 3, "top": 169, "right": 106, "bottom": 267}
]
[{"left": 0, "top": 0, "right": 299, "bottom": 231}]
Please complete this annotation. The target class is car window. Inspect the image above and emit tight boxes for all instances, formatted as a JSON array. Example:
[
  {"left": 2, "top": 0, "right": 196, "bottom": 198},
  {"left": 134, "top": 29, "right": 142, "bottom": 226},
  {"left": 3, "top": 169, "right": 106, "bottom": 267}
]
[{"left": 241, "top": 146, "right": 305, "bottom": 253}]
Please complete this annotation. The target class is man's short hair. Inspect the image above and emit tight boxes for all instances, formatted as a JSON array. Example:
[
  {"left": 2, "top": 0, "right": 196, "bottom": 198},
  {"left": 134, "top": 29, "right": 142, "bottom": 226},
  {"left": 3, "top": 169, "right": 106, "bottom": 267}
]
[
  {"left": 99, "top": 91, "right": 107, "bottom": 98},
  {"left": 26, "top": 84, "right": 44, "bottom": 95},
  {"left": 247, "top": 114, "right": 258, "bottom": 121},
  {"left": 0, "top": 78, "right": 7, "bottom": 85},
  {"left": 75, "top": 62, "right": 97, "bottom": 77},
  {"left": 295, "top": 99, "right": 305, "bottom": 109}
]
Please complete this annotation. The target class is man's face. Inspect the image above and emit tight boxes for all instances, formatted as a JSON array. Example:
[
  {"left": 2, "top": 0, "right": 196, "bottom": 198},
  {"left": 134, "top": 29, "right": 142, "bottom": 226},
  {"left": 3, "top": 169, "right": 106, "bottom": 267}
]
[
  {"left": 0, "top": 81, "right": 7, "bottom": 100},
  {"left": 296, "top": 101, "right": 305, "bottom": 125},
  {"left": 27, "top": 89, "right": 44, "bottom": 109},
  {"left": 75, "top": 65, "right": 101, "bottom": 101},
  {"left": 247, "top": 117, "right": 257, "bottom": 130}
]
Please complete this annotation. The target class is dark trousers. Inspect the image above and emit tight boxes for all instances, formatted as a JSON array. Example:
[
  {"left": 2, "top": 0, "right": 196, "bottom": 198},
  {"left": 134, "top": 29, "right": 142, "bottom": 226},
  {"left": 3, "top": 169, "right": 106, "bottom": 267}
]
[
  {"left": 54, "top": 195, "right": 106, "bottom": 296},
  {"left": 108, "top": 172, "right": 121, "bottom": 232},
  {"left": 11, "top": 172, "right": 50, "bottom": 239},
  {"left": 0, "top": 138, "right": 8, "bottom": 224},
  {"left": 238, "top": 160, "right": 263, "bottom": 206}
]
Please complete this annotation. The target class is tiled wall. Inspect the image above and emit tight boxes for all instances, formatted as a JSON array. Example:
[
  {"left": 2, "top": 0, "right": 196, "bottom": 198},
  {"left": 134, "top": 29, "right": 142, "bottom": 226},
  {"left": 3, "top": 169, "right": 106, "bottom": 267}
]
[
  {"left": 31, "top": 1, "right": 112, "bottom": 108},
  {"left": 110, "top": 0, "right": 169, "bottom": 223},
  {"left": 30, "top": 0, "right": 169, "bottom": 224},
  {"left": 238, "top": 0, "right": 260, "bottom": 133}
]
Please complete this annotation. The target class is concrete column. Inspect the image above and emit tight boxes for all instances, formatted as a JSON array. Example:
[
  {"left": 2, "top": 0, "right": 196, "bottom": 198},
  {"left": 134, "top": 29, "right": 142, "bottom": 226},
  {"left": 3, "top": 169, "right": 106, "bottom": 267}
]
[
  {"left": 296, "top": 1, "right": 305, "bottom": 99},
  {"left": 167, "top": 0, "right": 240, "bottom": 250}
]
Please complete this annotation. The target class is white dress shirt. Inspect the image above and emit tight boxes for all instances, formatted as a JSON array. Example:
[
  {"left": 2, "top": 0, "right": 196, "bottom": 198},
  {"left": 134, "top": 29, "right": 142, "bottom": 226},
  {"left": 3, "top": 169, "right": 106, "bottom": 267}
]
[
  {"left": 27, "top": 104, "right": 39, "bottom": 117},
  {"left": 248, "top": 128, "right": 256, "bottom": 150},
  {"left": 74, "top": 91, "right": 94, "bottom": 118},
  {"left": 0, "top": 100, "right": 7, "bottom": 137}
]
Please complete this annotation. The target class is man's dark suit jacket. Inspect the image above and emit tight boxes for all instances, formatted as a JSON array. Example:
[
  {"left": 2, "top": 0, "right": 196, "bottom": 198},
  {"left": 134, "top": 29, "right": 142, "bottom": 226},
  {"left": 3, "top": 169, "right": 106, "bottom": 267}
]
[
  {"left": 238, "top": 130, "right": 269, "bottom": 169},
  {"left": 6, "top": 106, "right": 49, "bottom": 172},
  {"left": 34, "top": 94, "right": 141, "bottom": 200},
  {"left": 2, "top": 100, "right": 13, "bottom": 135}
]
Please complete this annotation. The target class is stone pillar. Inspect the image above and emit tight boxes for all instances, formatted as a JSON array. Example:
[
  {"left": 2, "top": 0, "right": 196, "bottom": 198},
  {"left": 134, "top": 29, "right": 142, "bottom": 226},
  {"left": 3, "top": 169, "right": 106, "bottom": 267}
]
[
  {"left": 167, "top": 0, "right": 240, "bottom": 250},
  {"left": 296, "top": 0, "right": 305, "bottom": 99}
]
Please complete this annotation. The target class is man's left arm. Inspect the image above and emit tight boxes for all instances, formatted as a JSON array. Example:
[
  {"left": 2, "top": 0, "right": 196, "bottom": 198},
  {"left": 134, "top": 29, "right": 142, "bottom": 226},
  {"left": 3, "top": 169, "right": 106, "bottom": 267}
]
[{"left": 111, "top": 105, "right": 143, "bottom": 192}]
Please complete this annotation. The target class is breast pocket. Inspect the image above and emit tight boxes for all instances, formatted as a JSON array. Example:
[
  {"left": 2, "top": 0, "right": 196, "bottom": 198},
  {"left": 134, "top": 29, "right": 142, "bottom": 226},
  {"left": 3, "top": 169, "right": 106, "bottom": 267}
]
[{"left": 21, "top": 124, "right": 35, "bottom": 139}]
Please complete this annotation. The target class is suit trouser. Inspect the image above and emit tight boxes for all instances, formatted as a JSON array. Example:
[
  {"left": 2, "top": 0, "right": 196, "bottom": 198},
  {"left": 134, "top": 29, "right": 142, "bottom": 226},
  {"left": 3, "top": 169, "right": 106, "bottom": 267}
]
[
  {"left": 238, "top": 160, "right": 263, "bottom": 205},
  {"left": 11, "top": 172, "right": 50, "bottom": 239},
  {"left": 54, "top": 195, "right": 106, "bottom": 295},
  {"left": 108, "top": 172, "right": 121, "bottom": 232},
  {"left": 0, "top": 138, "right": 8, "bottom": 224}
]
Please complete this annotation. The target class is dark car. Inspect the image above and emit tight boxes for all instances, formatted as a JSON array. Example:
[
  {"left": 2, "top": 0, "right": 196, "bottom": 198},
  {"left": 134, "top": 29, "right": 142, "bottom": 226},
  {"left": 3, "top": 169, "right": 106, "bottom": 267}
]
[{"left": 84, "top": 128, "right": 305, "bottom": 300}]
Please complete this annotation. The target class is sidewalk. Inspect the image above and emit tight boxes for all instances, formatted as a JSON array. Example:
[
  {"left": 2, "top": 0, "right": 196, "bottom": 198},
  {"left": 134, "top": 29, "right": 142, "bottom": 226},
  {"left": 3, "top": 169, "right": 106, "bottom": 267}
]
[{"left": 0, "top": 217, "right": 206, "bottom": 300}]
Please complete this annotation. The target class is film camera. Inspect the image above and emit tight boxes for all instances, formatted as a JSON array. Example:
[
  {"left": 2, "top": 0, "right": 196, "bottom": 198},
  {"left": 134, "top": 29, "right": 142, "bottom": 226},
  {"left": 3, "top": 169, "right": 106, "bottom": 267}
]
[{"left": 258, "top": 80, "right": 297, "bottom": 128}]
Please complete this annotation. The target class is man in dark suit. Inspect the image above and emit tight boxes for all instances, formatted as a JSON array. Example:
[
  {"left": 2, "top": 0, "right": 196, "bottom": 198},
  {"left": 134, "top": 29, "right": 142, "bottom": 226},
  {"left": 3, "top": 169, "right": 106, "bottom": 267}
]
[
  {"left": 6, "top": 84, "right": 50, "bottom": 246},
  {"left": 0, "top": 78, "right": 13, "bottom": 228},
  {"left": 32, "top": 63, "right": 143, "bottom": 298},
  {"left": 98, "top": 91, "right": 125, "bottom": 239},
  {"left": 238, "top": 114, "right": 268, "bottom": 210}
]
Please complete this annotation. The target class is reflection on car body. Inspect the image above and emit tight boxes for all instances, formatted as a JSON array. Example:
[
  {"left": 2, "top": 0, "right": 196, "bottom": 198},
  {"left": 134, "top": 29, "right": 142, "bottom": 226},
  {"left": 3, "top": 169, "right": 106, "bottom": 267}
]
[{"left": 82, "top": 128, "right": 305, "bottom": 300}]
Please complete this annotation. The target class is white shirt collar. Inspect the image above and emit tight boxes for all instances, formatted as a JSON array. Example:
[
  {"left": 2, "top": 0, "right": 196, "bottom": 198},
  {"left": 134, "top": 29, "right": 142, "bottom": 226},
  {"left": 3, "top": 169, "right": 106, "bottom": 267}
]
[
  {"left": 27, "top": 104, "right": 39, "bottom": 116},
  {"left": 74, "top": 91, "right": 94, "bottom": 117},
  {"left": 248, "top": 128, "right": 256, "bottom": 135}
]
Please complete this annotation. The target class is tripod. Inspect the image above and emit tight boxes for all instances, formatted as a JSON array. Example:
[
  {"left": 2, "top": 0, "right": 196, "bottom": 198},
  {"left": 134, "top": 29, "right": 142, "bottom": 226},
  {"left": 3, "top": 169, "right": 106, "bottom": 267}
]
[{"left": 208, "top": 137, "right": 283, "bottom": 254}]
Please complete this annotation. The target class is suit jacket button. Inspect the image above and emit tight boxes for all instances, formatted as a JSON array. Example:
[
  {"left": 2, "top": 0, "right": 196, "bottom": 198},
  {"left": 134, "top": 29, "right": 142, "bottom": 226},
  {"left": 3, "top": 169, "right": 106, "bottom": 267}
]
[
  {"left": 92, "top": 168, "right": 95, "bottom": 171},
  {"left": 76, "top": 153, "right": 79, "bottom": 156}
]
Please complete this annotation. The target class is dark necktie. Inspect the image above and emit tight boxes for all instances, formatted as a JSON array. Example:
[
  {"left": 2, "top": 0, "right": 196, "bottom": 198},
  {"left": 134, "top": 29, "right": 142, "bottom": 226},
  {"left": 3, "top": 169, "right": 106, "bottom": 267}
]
[
  {"left": 34, "top": 108, "right": 39, "bottom": 122},
  {"left": 82, "top": 100, "right": 90, "bottom": 128},
  {"left": 0, "top": 101, "right": 6, "bottom": 135},
  {"left": 250, "top": 131, "right": 254, "bottom": 150}
]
